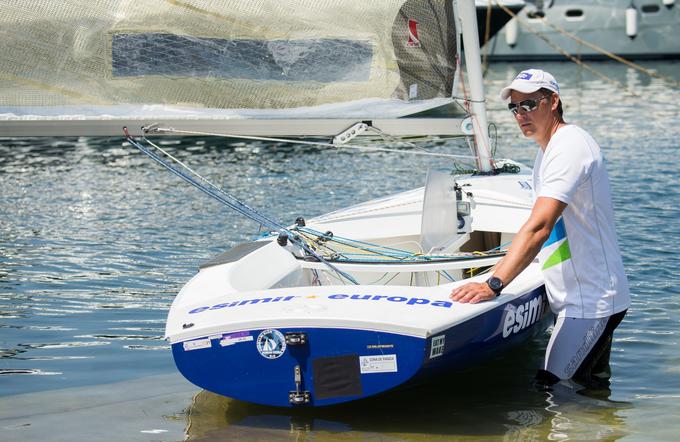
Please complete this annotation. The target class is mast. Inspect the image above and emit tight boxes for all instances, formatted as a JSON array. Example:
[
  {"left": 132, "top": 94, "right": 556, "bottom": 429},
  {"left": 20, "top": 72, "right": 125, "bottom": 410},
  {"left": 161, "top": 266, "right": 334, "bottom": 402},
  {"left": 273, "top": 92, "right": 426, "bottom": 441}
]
[{"left": 456, "top": 0, "right": 494, "bottom": 173}]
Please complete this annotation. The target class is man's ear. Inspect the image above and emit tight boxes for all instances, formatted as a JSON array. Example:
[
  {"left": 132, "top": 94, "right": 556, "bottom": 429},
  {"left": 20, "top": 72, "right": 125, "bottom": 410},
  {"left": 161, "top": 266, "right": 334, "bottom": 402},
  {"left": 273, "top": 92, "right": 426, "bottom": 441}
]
[{"left": 551, "top": 94, "right": 559, "bottom": 112}]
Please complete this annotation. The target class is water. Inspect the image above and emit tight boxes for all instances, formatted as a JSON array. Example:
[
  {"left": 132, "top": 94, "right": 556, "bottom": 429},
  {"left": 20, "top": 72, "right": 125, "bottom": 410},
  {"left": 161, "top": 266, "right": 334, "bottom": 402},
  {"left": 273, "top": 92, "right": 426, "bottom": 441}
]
[{"left": 1, "top": 60, "right": 679, "bottom": 441}]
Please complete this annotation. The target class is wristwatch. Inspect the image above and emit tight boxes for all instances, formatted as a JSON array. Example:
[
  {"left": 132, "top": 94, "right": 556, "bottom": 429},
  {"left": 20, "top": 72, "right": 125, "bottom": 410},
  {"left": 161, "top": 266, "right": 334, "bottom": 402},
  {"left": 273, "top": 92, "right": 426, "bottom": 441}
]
[{"left": 486, "top": 276, "right": 504, "bottom": 297}]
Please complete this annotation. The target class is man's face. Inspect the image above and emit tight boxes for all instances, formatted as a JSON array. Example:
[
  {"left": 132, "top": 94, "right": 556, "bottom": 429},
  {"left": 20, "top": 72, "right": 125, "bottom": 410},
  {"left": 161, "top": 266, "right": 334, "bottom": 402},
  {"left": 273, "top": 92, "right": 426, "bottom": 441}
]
[{"left": 509, "top": 90, "right": 555, "bottom": 139}]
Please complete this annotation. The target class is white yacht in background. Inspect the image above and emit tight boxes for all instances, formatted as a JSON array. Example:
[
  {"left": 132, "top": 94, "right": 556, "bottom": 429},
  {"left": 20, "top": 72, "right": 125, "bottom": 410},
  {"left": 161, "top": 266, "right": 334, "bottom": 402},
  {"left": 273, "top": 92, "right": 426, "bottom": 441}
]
[
  {"left": 475, "top": 0, "right": 526, "bottom": 44},
  {"left": 485, "top": 0, "right": 680, "bottom": 60}
]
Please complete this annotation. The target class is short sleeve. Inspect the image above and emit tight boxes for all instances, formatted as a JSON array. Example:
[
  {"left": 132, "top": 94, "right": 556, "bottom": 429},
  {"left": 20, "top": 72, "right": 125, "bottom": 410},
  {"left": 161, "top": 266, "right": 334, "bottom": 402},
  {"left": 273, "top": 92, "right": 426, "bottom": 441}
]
[{"left": 538, "top": 128, "right": 595, "bottom": 205}]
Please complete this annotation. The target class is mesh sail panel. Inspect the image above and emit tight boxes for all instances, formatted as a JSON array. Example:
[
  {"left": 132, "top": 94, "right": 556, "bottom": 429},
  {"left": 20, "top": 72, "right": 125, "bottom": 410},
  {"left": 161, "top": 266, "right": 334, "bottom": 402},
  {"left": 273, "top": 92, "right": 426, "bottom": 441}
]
[{"left": 0, "top": 0, "right": 457, "bottom": 122}]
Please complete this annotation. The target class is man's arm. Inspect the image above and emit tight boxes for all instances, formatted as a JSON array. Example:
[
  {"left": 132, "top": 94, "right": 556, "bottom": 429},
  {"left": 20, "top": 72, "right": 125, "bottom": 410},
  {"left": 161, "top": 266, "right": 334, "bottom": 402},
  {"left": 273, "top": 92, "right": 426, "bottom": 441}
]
[{"left": 449, "top": 196, "right": 567, "bottom": 304}]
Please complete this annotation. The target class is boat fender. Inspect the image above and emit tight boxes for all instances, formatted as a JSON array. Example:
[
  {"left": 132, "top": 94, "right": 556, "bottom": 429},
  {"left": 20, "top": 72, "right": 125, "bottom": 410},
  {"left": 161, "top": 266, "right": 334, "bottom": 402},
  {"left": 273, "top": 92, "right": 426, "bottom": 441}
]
[
  {"left": 505, "top": 18, "right": 519, "bottom": 48},
  {"left": 663, "top": 0, "right": 674, "bottom": 9},
  {"left": 626, "top": 3, "right": 638, "bottom": 40}
]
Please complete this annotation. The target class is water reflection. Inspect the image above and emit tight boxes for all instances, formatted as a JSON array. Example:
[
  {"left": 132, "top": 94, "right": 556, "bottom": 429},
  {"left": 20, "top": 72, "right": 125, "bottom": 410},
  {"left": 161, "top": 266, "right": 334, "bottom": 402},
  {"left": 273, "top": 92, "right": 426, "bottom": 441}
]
[
  {"left": 182, "top": 344, "right": 632, "bottom": 441},
  {"left": 184, "top": 384, "right": 631, "bottom": 441},
  {"left": 0, "top": 368, "right": 62, "bottom": 376}
]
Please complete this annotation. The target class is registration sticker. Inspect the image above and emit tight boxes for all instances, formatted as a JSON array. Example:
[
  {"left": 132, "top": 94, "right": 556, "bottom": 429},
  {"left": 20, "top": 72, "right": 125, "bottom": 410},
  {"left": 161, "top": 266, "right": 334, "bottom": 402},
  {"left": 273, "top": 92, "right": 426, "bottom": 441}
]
[
  {"left": 183, "top": 338, "right": 211, "bottom": 351},
  {"left": 220, "top": 331, "right": 253, "bottom": 347},
  {"left": 359, "top": 354, "right": 398, "bottom": 373}
]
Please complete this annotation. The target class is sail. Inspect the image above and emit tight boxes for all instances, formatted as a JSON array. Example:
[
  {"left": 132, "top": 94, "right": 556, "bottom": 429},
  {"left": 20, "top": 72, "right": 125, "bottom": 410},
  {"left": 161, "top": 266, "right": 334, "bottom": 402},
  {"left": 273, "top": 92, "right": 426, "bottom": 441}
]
[
  {"left": 0, "top": 0, "right": 463, "bottom": 136},
  {"left": 420, "top": 169, "right": 460, "bottom": 253}
]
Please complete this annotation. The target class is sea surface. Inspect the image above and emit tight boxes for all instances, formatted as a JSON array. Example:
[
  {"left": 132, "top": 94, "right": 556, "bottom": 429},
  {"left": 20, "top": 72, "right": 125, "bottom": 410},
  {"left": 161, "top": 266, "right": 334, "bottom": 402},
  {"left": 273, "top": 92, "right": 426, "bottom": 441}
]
[{"left": 1, "top": 61, "right": 679, "bottom": 441}]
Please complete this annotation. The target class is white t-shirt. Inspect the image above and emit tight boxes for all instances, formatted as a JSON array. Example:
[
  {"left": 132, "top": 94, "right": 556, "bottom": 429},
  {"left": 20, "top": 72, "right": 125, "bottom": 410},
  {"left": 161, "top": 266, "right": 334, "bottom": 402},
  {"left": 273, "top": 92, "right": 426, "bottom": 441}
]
[{"left": 532, "top": 125, "right": 630, "bottom": 319}]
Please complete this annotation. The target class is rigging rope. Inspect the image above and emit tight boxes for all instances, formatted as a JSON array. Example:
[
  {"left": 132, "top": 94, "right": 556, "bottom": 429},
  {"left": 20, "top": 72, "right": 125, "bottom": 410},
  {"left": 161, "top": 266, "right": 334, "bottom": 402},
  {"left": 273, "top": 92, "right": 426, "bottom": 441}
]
[
  {"left": 123, "top": 129, "right": 507, "bottom": 266},
  {"left": 123, "top": 127, "right": 361, "bottom": 285},
  {"left": 296, "top": 226, "right": 507, "bottom": 263},
  {"left": 126, "top": 131, "right": 282, "bottom": 231},
  {"left": 125, "top": 128, "right": 510, "bottom": 289},
  {"left": 298, "top": 227, "right": 425, "bottom": 261}
]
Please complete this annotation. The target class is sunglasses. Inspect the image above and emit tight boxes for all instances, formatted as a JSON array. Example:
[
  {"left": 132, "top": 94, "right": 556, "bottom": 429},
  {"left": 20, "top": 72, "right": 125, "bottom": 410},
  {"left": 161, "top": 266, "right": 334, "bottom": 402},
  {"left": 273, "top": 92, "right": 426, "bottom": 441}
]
[{"left": 508, "top": 95, "right": 550, "bottom": 115}]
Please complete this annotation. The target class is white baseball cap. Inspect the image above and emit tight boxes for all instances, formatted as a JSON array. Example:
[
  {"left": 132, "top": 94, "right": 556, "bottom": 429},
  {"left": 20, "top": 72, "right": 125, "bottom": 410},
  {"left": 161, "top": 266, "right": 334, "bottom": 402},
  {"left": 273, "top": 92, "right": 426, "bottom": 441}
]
[{"left": 500, "top": 69, "right": 560, "bottom": 101}]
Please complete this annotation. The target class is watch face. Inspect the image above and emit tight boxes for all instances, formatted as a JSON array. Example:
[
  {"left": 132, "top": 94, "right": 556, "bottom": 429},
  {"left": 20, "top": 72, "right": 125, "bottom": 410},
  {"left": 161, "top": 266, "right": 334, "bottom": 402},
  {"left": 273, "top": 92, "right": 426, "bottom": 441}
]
[{"left": 488, "top": 277, "right": 503, "bottom": 291}]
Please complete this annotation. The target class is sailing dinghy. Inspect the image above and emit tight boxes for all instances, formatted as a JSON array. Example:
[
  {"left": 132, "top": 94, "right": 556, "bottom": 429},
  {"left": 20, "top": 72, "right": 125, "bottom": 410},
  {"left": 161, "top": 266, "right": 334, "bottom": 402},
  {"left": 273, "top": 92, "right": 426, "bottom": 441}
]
[
  {"left": 164, "top": 167, "right": 550, "bottom": 407},
  {"left": 155, "top": 1, "right": 548, "bottom": 407},
  {"left": 0, "top": 0, "right": 550, "bottom": 407}
]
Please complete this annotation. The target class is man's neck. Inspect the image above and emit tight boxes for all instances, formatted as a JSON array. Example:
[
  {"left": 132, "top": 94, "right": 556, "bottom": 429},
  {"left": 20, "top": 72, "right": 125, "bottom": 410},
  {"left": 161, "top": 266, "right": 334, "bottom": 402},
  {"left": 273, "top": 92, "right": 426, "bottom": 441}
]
[{"left": 537, "top": 118, "right": 566, "bottom": 151}]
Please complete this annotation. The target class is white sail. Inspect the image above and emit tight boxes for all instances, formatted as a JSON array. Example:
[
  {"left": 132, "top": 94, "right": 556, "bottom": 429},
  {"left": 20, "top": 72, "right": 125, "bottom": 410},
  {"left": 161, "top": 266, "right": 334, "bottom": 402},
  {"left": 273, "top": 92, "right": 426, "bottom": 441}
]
[{"left": 0, "top": 0, "right": 466, "bottom": 137}]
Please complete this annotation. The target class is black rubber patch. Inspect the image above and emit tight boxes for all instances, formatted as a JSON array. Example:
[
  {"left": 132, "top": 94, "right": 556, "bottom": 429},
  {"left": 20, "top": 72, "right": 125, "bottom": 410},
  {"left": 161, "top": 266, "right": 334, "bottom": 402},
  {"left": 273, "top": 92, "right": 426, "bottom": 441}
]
[{"left": 312, "top": 354, "right": 362, "bottom": 400}]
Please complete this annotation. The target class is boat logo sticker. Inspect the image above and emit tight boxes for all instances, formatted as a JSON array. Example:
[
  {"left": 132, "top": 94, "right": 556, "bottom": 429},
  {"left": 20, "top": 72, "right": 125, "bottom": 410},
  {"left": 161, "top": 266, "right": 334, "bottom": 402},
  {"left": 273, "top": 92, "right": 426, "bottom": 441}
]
[
  {"left": 429, "top": 335, "right": 445, "bottom": 359},
  {"left": 256, "top": 329, "right": 286, "bottom": 359}
]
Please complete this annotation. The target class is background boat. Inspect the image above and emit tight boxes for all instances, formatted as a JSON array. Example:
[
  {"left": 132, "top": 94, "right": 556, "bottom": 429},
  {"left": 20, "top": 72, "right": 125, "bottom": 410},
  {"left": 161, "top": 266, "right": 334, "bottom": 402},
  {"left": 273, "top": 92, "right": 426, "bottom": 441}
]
[{"left": 484, "top": 0, "right": 680, "bottom": 61}]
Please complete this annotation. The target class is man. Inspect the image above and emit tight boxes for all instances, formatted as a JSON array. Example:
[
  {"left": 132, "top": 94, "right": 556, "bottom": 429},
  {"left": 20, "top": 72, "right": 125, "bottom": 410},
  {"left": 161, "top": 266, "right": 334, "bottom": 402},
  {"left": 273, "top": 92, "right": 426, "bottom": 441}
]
[{"left": 450, "top": 68, "right": 630, "bottom": 389}]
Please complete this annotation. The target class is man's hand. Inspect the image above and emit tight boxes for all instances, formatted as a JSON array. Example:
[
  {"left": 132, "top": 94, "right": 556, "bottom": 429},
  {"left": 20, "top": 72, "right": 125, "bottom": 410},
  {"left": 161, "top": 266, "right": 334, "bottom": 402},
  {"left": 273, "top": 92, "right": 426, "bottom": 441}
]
[{"left": 450, "top": 281, "right": 496, "bottom": 304}]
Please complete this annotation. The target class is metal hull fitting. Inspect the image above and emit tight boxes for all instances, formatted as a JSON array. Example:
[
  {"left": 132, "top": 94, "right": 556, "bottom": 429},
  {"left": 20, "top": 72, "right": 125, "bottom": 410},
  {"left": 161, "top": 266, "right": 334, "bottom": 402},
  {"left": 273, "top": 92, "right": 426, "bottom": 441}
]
[{"left": 171, "top": 285, "right": 549, "bottom": 408}]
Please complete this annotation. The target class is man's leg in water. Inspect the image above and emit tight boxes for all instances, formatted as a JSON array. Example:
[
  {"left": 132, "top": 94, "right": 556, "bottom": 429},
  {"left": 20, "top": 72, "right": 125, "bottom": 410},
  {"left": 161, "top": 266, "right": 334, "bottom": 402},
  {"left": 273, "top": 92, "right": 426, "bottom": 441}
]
[
  {"left": 534, "top": 311, "right": 626, "bottom": 389},
  {"left": 573, "top": 311, "right": 627, "bottom": 388}
]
